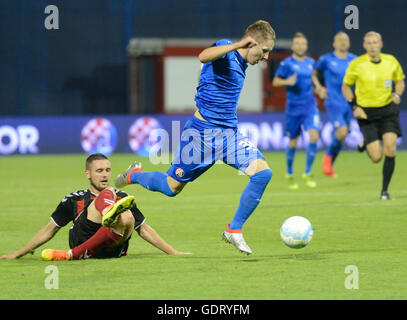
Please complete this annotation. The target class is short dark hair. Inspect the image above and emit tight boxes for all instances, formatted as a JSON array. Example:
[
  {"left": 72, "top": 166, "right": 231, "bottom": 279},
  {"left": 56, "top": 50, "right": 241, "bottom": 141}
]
[
  {"left": 85, "top": 153, "right": 108, "bottom": 170},
  {"left": 293, "top": 32, "right": 306, "bottom": 40}
]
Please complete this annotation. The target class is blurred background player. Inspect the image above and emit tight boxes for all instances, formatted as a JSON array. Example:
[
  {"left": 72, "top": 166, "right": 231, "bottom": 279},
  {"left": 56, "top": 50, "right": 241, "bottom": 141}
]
[
  {"left": 314, "top": 32, "right": 357, "bottom": 178},
  {"left": 342, "top": 31, "right": 405, "bottom": 200},
  {"left": 115, "top": 20, "right": 276, "bottom": 255},
  {"left": 272, "top": 32, "right": 325, "bottom": 189},
  {"left": 1, "top": 153, "right": 189, "bottom": 260}
]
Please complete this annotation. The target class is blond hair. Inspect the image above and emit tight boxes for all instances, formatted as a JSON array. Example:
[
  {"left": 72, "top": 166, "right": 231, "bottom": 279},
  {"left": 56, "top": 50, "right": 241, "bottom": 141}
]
[
  {"left": 244, "top": 20, "right": 276, "bottom": 42},
  {"left": 364, "top": 31, "right": 382, "bottom": 41}
]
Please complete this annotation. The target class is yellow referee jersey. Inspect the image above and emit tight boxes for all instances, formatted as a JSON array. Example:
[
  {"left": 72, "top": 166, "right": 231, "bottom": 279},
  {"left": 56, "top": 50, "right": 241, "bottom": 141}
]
[{"left": 343, "top": 53, "right": 405, "bottom": 107}]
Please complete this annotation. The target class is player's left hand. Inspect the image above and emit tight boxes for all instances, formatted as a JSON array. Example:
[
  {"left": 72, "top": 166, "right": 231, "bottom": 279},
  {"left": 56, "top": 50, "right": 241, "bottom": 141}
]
[{"left": 392, "top": 93, "right": 401, "bottom": 104}]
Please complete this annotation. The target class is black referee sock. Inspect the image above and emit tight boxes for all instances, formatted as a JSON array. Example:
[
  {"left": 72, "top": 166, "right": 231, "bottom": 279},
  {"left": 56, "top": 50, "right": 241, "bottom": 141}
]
[{"left": 382, "top": 156, "right": 395, "bottom": 193}]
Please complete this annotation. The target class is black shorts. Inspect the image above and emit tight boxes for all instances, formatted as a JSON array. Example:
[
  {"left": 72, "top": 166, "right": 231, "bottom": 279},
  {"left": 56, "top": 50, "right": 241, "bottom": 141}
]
[
  {"left": 69, "top": 206, "right": 145, "bottom": 259},
  {"left": 357, "top": 103, "right": 402, "bottom": 145}
]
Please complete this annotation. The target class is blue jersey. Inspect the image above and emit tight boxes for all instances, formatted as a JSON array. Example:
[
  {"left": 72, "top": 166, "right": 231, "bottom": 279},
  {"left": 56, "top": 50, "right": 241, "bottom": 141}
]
[
  {"left": 275, "top": 56, "right": 317, "bottom": 115},
  {"left": 315, "top": 52, "right": 356, "bottom": 109},
  {"left": 194, "top": 39, "right": 248, "bottom": 128}
]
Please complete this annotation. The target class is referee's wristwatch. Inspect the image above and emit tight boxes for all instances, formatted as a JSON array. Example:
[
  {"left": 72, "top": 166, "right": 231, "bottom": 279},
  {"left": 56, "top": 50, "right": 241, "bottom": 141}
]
[{"left": 348, "top": 98, "right": 359, "bottom": 111}]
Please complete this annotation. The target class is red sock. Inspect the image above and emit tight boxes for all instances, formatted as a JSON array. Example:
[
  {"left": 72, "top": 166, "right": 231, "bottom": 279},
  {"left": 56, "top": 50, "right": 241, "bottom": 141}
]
[
  {"left": 71, "top": 227, "right": 122, "bottom": 259},
  {"left": 94, "top": 188, "right": 115, "bottom": 216}
]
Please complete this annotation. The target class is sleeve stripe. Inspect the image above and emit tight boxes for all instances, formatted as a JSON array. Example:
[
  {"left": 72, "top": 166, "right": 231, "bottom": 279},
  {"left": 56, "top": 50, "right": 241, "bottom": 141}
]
[
  {"left": 134, "top": 218, "right": 146, "bottom": 230},
  {"left": 50, "top": 217, "right": 62, "bottom": 228}
]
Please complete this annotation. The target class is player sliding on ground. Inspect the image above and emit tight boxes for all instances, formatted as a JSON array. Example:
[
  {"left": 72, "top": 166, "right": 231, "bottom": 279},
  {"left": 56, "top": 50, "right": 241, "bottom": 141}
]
[
  {"left": 0, "top": 153, "right": 189, "bottom": 260},
  {"left": 116, "top": 20, "right": 275, "bottom": 255}
]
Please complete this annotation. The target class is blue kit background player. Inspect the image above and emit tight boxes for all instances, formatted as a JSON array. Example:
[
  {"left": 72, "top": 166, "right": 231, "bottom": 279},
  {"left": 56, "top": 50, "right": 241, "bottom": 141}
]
[
  {"left": 115, "top": 20, "right": 276, "bottom": 255},
  {"left": 315, "top": 32, "right": 357, "bottom": 177},
  {"left": 272, "top": 32, "right": 325, "bottom": 189}
]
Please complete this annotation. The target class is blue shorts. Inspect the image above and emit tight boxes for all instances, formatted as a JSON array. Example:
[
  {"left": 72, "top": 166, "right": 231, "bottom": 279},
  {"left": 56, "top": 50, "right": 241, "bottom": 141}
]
[
  {"left": 325, "top": 102, "right": 353, "bottom": 130},
  {"left": 285, "top": 109, "right": 321, "bottom": 139},
  {"left": 167, "top": 116, "right": 265, "bottom": 182}
]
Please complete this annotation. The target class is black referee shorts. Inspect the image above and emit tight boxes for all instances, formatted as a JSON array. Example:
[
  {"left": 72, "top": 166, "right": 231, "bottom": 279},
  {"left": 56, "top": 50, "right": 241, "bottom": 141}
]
[{"left": 357, "top": 103, "right": 402, "bottom": 145}]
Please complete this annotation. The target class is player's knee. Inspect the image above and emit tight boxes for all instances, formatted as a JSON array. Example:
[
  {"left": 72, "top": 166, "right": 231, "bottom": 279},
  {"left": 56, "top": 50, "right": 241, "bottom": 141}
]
[
  {"left": 289, "top": 139, "right": 298, "bottom": 149},
  {"left": 166, "top": 185, "right": 182, "bottom": 197},
  {"left": 309, "top": 133, "right": 319, "bottom": 143},
  {"left": 336, "top": 127, "right": 348, "bottom": 141},
  {"left": 383, "top": 145, "right": 396, "bottom": 157},
  {"left": 105, "top": 187, "right": 117, "bottom": 199},
  {"left": 116, "top": 210, "right": 135, "bottom": 229},
  {"left": 370, "top": 153, "right": 383, "bottom": 163},
  {"left": 167, "top": 179, "right": 186, "bottom": 197}
]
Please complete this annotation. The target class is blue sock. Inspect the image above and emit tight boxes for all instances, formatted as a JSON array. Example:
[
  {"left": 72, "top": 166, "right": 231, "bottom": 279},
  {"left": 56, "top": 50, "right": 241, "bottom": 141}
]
[
  {"left": 327, "top": 135, "right": 342, "bottom": 164},
  {"left": 130, "top": 171, "right": 176, "bottom": 197},
  {"left": 305, "top": 142, "right": 317, "bottom": 174},
  {"left": 286, "top": 147, "right": 296, "bottom": 175},
  {"left": 229, "top": 169, "right": 272, "bottom": 230}
]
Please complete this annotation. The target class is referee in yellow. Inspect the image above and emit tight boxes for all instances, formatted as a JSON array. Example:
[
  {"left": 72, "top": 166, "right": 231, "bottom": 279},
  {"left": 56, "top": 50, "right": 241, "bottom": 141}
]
[{"left": 342, "top": 31, "right": 405, "bottom": 200}]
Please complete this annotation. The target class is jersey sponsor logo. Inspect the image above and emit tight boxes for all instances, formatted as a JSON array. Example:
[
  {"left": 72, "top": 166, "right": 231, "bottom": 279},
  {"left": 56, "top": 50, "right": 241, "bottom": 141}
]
[{"left": 175, "top": 168, "right": 185, "bottom": 178}]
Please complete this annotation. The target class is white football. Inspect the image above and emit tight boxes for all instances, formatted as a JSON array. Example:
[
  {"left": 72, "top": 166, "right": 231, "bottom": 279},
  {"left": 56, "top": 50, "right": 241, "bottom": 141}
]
[{"left": 280, "top": 216, "right": 313, "bottom": 249}]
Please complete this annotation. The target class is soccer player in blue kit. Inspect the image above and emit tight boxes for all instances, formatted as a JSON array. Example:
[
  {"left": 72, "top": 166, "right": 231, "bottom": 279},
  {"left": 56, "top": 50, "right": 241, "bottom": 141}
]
[
  {"left": 315, "top": 32, "right": 357, "bottom": 177},
  {"left": 272, "top": 33, "right": 325, "bottom": 189},
  {"left": 115, "top": 20, "right": 276, "bottom": 254}
]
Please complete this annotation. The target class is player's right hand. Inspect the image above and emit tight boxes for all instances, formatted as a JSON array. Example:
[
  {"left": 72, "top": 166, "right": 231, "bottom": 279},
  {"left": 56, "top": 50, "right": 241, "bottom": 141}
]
[
  {"left": 0, "top": 252, "right": 20, "bottom": 259},
  {"left": 173, "top": 251, "right": 192, "bottom": 255},
  {"left": 238, "top": 36, "right": 258, "bottom": 49},
  {"left": 353, "top": 106, "right": 367, "bottom": 119}
]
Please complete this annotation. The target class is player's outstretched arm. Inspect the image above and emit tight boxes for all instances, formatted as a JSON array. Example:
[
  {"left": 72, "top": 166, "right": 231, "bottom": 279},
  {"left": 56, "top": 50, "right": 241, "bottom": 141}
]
[
  {"left": 198, "top": 36, "right": 258, "bottom": 63},
  {"left": 136, "top": 223, "right": 191, "bottom": 255},
  {"left": 0, "top": 220, "right": 60, "bottom": 259}
]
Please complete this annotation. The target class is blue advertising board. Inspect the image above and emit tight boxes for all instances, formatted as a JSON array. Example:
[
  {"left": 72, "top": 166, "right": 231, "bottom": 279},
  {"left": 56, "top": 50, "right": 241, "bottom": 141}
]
[{"left": 0, "top": 113, "right": 405, "bottom": 156}]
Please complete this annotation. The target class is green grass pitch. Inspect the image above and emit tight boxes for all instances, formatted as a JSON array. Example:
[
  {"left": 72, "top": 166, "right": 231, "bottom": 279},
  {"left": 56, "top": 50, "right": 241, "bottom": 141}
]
[{"left": 0, "top": 151, "right": 406, "bottom": 300}]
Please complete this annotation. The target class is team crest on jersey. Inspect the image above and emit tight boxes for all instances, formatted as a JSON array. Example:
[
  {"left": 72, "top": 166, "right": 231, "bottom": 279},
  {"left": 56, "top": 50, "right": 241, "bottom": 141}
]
[{"left": 175, "top": 168, "right": 184, "bottom": 178}]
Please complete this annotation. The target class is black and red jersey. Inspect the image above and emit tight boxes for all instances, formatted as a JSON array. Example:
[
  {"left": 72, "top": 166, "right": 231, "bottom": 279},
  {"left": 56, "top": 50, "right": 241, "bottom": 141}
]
[{"left": 50, "top": 189, "right": 145, "bottom": 229}]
